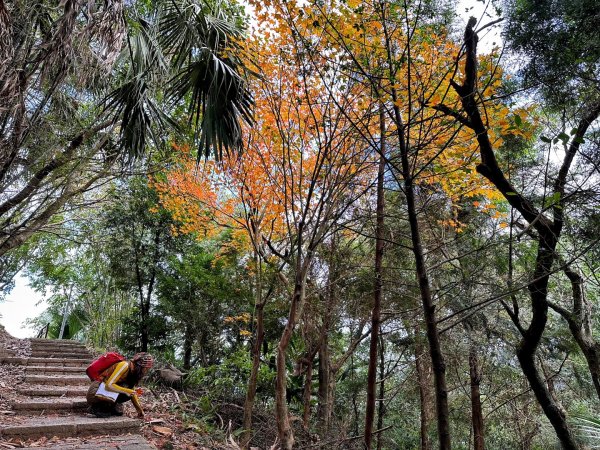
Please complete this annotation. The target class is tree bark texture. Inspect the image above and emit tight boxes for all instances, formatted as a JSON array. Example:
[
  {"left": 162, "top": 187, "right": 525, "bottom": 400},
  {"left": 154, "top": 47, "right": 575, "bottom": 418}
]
[
  {"left": 241, "top": 299, "right": 265, "bottom": 449},
  {"left": 469, "top": 345, "right": 485, "bottom": 450},
  {"left": 365, "top": 113, "right": 386, "bottom": 450},
  {"left": 302, "top": 355, "right": 314, "bottom": 429},
  {"left": 376, "top": 334, "right": 386, "bottom": 450},
  {"left": 275, "top": 269, "right": 307, "bottom": 450},
  {"left": 448, "top": 18, "right": 599, "bottom": 450},
  {"left": 392, "top": 102, "right": 452, "bottom": 449},
  {"left": 414, "top": 327, "right": 433, "bottom": 450}
]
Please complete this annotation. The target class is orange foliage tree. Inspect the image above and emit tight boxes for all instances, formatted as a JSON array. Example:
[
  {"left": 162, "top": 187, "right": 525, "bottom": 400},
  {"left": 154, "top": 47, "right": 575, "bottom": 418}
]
[
  {"left": 248, "top": 1, "right": 535, "bottom": 448},
  {"left": 157, "top": 1, "right": 534, "bottom": 447},
  {"left": 154, "top": 22, "right": 378, "bottom": 447}
]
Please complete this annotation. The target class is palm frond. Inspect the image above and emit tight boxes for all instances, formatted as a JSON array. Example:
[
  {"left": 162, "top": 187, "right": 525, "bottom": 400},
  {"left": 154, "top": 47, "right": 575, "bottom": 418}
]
[
  {"left": 103, "top": 0, "right": 254, "bottom": 160},
  {"left": 168, "top": 48, "right": 252, "bottom": 159},
  {"left": 102, "top": 15, "right": 173, "bottom": 158},
  {"left": 103, "top": 74, "right": 177, "bottom": 160},
  {"left": 127, "top": 17, "right": 168, "bottom": 80},
  {"left": 572, "top": 413, "right": 600, "bottom": 448},
  {"left": 159, "top": 0, "right": 253, "bottom": 159}
]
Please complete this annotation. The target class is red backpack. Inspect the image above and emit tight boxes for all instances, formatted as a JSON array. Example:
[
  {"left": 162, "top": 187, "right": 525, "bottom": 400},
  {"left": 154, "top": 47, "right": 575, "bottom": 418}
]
[{"left": 86, "top": 352, "right": 125, "bottom": 381}]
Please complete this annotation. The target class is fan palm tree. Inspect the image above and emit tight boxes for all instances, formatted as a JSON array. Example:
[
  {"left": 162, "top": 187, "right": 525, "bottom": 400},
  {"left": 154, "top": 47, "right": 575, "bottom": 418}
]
[
  {"left": 107, "top": 0, "right": 254, "bottom": 160},
  {"left": 573, "top": 414, "right": 600, "bottom": 448},
  {"left": 0, "top": 0, "right": 254, "bottom": 257}
]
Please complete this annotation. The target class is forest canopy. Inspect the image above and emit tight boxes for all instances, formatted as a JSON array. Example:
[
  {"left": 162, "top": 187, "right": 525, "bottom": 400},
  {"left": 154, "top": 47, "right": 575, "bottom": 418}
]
[{"left": 1, "top": 0, "right": 600, "bottom": 448}]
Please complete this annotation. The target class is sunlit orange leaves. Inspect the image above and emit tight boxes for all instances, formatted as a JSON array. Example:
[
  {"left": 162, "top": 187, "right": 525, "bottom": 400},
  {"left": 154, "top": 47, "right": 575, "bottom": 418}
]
[{"left": 156, "top": 0, "right": 538, "bottom": 240}]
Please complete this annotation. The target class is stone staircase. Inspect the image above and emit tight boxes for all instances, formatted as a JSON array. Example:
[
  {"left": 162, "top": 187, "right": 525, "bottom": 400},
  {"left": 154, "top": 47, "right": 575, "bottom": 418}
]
[{"left": 0, "top": 338, "right": 155, "bottom": 449}]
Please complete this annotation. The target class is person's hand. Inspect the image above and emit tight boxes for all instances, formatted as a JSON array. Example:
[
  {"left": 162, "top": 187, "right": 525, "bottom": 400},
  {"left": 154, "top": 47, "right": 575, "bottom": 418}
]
[{"left": 135, "top": 388, "right": 143, "bottom": 396}]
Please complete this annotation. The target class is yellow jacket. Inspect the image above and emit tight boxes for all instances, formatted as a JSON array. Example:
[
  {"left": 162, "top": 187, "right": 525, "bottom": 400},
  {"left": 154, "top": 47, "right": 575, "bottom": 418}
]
[{"left": 103, "top": 361, "right": 143, "bottom": 415}]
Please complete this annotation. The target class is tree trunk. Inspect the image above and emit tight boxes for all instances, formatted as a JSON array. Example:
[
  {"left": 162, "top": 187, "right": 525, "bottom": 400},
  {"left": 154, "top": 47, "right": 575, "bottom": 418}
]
[
  {"left": 302, "top": 355, "right": 314, "bottom": 429},
  {"left": 469, "top": 345, "right": 484, "bottom": 450},
  {"left": 551, "top": 263, "right": 600, "bottom": 401},
  {"left": 414, "top": 327, "right": 433, "bottom": 450},
  {"left": 134, "top": 227, "right": 160, "bottom": 353},
  {"left": 317, "top": 329, "right": 332, "bottom": 434},
  {"left": 275, "top": 270, "right": 307, "bottom": 450},
  {"left": 241, "top": 302, "right": 265, "bottom": 448},
  {"left": 365, "top": 116, "right": 386, "bottom": 450},
  {"left": 318, "top": 237, "right": 337, "bottom": 435},
  {"left": 570, "top": 332, "right": 600, "bottom": 400},
  {"left": 241, "top": 252, "right": 266, "bottom": 449},
  {"left": 449, "top": 20, "right": 585, "bottom": 449},
  {"left": 395, "top": 117, "right": 451, "bottom": 450},
  {"left": 376, "top": 334, "right": 385, "bottom": 450},
  {"left": 183, "top": 325, "right": 193, "bottom": 371},
  {"left": 380, "top": 9, "right": 451, "bottom": 443},
  {"left": 515, "top": 235, "right": 578, "bottom": 449}
]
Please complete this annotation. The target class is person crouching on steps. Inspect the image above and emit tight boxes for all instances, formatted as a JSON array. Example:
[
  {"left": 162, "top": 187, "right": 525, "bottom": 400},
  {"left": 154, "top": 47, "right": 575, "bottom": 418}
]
[{"left": 87, "top": 352, "right": 154, "bottom": 418}]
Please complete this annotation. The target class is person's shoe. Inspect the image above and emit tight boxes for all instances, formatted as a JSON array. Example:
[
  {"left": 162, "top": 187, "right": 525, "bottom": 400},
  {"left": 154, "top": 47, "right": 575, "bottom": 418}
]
[
  {"left": 90, "top": 406, "right": 112, "bottom": 418},
  {"left": 112, "top": 403, "right": 124, "bottom": 416}
]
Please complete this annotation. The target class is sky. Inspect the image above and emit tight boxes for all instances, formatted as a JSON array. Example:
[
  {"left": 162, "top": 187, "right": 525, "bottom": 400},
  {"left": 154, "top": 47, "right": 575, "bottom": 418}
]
[
  {"left": 0, "top": 0, "right": 501, "bottom": 340},
  {"left": 0, "top": 274, "right": 46, "bottom": 338}
]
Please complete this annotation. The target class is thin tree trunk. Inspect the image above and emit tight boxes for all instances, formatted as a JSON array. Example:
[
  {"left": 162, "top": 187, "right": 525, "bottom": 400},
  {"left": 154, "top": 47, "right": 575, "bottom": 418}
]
[
  {"left": 275, "top": 268, "right": 307, "bottom": 450},
  {"left": 380, "top": 18, "right": 451, "bottom": 443},
  {"left": 469, "top": 344, "right": 484, "bottom": 450},
  {"left": 394, "top": 116, "right": 451, "bottom": 450},
  {"left": 549, "top": 263, "right": 600, "bottom": 401},
  {"left": 241, "top": 253, "right": 266, "bottom": 449},
  {"left": 570, "top": 334, "right": 600, "bottom": 401},
  {"left": 365, "top": 112, "right": 386, "bottom": 450},
  {"left": 318, "top": 237, "right": 337, "bottom": 435},
  {"left": 183, "top": 325, "right": 193, "bottom": 371},
  {"left": 414, "top": 327, "right": 432, "bottom": 450},
  {"left": 378, "top": 4, "right": 452, "bottom": 443},
  {"left": 302, "top": 355, "right": 314, "bottom": 429},
  {"left": 241, "top": 302, "right": 264, "bottom": 448},
  {"left": 376, "top": 334, "right": 385, "bottom": 450},
  {"left": 318, "top": 328, "right": 332, "bottom": 434}
]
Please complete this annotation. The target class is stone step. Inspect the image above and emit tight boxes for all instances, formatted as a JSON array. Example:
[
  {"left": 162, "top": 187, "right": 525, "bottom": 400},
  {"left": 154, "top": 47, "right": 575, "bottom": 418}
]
[
  {"left": 18, "top": 385, "right": 89, "bottom": 397},
  {"left": 1, "top": 356, "right": 90, "bottom": 367},
  {"left": 28, "top": 347, "right": 89, "bottom": 354},
  {"left": 11, "top": 397, "right": 88, "bottom": 412},
  {"left": 29, "top": 338, "right": 87, "bottom": 346},
  {"left": 0, "top": 415, "right": 140, "bottom": 439},
  {"left": 30, "top": 352, "right": 92, "bottom": 359},
  {"left": 30, "top": 340, "right": 88, "bottom": 347},
  {"left": 31, "top": 346, "right": 90, "bottom": 354},
  {"left": 23, "top": 374, "right": 90, "bottom": 386},
  {"left": 19, "top": 434, "right": 156, "bottom": 449},
  {"left": 26, "top": 365, "right": 86, "bottom": 375}
]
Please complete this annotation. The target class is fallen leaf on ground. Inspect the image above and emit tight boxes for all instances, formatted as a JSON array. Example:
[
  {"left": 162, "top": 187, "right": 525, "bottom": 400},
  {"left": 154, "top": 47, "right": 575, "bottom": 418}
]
[
  {"left": 152, "top": 425, "right": 173, "bottom": 436},
  {"left": 148, "top": 418, "right": 165, "bottom": 424}
]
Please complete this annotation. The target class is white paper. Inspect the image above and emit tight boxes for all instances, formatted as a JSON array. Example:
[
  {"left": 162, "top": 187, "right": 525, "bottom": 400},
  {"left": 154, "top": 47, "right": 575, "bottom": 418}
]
[{"left": 95, "top": 382, "right": 119, "bottom": 402}]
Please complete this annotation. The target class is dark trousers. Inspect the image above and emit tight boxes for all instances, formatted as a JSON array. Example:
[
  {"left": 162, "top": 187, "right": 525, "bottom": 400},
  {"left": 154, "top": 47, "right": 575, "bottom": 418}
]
[{"left": 86, "top": 381, "right": 129, "bottom": 414}]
